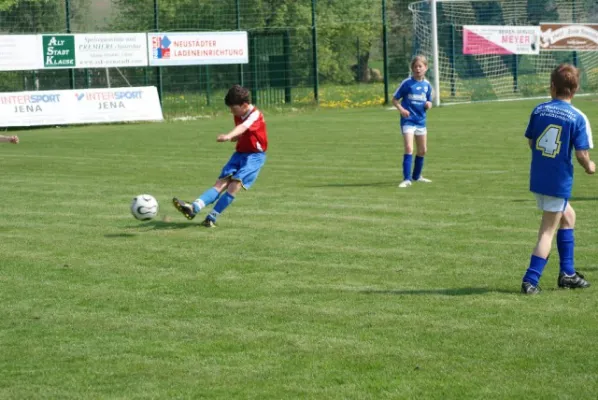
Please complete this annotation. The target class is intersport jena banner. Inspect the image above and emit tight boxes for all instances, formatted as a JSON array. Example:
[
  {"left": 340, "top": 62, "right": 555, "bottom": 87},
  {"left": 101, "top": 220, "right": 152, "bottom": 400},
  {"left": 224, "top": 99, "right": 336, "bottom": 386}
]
[
  {"left": 463, "top": 25, "right": 541, "bottom": 55},
  {"left": 0, "top": 87, "right": 163, "bottom": 127}
]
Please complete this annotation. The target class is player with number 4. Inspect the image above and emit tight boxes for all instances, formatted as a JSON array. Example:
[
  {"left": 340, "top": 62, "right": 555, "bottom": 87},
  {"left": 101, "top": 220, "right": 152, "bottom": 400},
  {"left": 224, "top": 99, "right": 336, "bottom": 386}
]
[{"left": 521, "top": 64, "right": 595, "bottom": 295}]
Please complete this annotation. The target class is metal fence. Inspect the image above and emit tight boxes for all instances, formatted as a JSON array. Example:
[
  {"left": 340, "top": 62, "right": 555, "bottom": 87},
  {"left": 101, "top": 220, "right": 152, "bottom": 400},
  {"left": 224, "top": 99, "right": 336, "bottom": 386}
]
[{"left": 0, "top": 0, "right": 413, "bottom": 117}]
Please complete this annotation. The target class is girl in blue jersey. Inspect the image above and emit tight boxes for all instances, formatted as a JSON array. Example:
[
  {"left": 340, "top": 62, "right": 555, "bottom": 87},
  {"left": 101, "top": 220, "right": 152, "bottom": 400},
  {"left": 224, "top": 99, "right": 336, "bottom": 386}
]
[
  {"left": 521, "top": 64, "right": 595, "bottom": 294},
  {"left": 392, "top": 55, "right": 433, "bottom": 188}
]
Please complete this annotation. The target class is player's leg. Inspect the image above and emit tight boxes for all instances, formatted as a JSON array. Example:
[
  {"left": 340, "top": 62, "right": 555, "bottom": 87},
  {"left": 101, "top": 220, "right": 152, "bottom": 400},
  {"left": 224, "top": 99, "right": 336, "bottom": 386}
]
[
  {"left": 413, "top": 130, "right": 431, "bottom": 182},
  {"left": 399, "top": 128, "right": 414, "bottom": 188},
  {"left": 173, "top": 153, "right": 240, "bottom": 220},
  {"left": 522, "top": 194, "right": 565, "bottom": 294},
  {"left": 556, "top": 203, "right": 590, "bottom": 289},
  {"left": 203, "top": 153, "right": 266, "bottom": 227},
  {"left": 191, "top": 178, "right": 229, "bottom": 213}
]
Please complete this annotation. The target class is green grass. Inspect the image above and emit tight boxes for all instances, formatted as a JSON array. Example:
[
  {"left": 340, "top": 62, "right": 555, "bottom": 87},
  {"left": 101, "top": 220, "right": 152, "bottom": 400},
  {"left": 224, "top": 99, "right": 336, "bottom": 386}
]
[{"left": 2, "top": 99, "right": 598, "bottom": 399}]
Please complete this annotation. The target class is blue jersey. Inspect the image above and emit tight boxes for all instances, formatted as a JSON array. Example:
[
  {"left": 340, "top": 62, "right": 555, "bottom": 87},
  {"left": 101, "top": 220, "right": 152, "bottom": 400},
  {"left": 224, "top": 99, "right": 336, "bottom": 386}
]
[
  {"left": 525, "top": 99, "right": 593, "bottom": 199},
  {"left": 393, "top": 77, "right": 433, "bottom": 128}
]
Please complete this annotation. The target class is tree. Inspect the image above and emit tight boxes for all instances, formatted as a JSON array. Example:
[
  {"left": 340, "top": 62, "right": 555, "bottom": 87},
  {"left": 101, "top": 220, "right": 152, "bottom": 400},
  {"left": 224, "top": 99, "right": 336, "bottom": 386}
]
[
  {"left": 111, "top": 0, "right": 384, "bottom": 85},
  {"left": 0, "top": 0, "right": 91, "bottom": 33}
]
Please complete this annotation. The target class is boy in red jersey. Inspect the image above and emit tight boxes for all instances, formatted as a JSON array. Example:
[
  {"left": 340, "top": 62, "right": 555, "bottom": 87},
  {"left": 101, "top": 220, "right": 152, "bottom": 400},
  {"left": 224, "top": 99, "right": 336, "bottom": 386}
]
[{"left": 172, "top": 85, "right": 268, "bottom": 227}]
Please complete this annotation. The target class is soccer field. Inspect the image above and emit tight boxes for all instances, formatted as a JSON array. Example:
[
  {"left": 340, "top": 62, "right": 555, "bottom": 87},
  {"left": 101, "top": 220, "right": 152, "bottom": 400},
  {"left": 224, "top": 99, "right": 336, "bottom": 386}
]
[{"left": 2, "top": 99, "right": 598, "bottom": 398}]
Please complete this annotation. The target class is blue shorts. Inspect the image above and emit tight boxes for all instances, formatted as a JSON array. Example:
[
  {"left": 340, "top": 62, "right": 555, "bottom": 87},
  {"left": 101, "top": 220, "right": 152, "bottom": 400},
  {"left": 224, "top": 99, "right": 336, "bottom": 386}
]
[{"left": 219, "top": 152, "right": 266, "bottom": 189}]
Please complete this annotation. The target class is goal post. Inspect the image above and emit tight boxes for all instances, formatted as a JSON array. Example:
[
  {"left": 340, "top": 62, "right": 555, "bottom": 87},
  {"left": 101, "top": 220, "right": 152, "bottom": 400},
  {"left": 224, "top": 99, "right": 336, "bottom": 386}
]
[
  {"left": 431, "top": 0, "right": 441, "bottom": 107},
  {"left": 410, "top": 0, "right": 598, "bottom": 105}
]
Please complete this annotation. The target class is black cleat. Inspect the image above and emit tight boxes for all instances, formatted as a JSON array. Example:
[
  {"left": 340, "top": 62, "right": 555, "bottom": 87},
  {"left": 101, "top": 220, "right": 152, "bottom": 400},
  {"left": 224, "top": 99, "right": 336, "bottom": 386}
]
[
  {"left": 172, "top": 197, "right": 196, "bottom": 220},
  {"left": 200, "top": 217, "right": 216, "bottom": 228},
  {"left": 558, "top": 272, "right": 590, "bottom": 289},
  {"left": 521, "top": 281, "right": 541, "bottom": 295}
]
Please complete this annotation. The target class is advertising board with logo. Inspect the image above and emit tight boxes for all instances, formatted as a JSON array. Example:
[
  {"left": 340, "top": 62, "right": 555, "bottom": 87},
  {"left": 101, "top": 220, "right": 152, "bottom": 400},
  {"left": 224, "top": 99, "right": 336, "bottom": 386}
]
[
  {"left": 540, "top": 23, "right": 598, "bottom": 51},
  {"left": 41, "top": 33, "right": 148, "bottom": 69},
  {"left": 0, "top": 87, "right": 163, "bottom": 127},
  {"left": 148, "top": 31, "right": 248, "bottom": 66},
  {"left": 463, "top": 25, "right": 541, "bottom": 55}
]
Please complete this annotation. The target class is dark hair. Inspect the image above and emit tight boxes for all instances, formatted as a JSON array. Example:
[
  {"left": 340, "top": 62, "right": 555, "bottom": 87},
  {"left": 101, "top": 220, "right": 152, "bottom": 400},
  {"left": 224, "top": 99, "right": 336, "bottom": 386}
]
[
  {"left": 551, "top": 64, "right": 579, "bottom": 98},
  {"left": 224, "top": 85, "right": 251, "bottom": 106}
]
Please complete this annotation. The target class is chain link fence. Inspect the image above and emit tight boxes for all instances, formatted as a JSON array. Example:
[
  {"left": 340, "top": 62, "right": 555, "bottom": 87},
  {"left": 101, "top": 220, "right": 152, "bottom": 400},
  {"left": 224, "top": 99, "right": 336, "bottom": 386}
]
[{"left": 0, "top": 0, "right": 414, "bottom": 118}]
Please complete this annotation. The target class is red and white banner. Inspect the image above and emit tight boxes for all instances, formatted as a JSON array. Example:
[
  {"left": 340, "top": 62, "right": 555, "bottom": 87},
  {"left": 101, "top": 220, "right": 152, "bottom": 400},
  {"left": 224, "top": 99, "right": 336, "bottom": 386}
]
[{"left": 463, "top": 25, "right": 541, "bottom": 55}]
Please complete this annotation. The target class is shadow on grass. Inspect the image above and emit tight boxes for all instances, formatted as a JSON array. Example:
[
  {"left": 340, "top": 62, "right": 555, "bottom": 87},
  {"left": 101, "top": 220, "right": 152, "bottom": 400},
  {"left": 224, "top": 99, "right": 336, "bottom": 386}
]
[
  {"left": 104, "top": 233, "right": 138, "bottom": 238},
  {"left": 361, "top": 287, "right": 516, "bottom": 296},
  {"left": 140, "top": 220, "right": 196, "bottom": 230},
  {"left": 307, "top": 182, "right": 397, "bottom": 188},
  {"left": 106, "top": 221, "right": 196, "bottom": 237}
]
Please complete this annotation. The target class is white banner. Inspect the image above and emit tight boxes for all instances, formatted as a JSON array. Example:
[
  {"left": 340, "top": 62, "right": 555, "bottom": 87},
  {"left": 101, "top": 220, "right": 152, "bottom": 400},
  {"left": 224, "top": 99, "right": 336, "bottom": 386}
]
[
  {"left": 463, "top": 25, "right": 541, "bottom": 55},
  {"left": 148, "top": 31, "right": 248, "bottom": 66},
  {"left": 0, "top": 87, "right": 163, "bottom": 127},
  {"left": 75, "top": 33, "right": 148, "bottom": 68},
  {"left": 0, "top": 35, "right": 43, "bottom": 71}
]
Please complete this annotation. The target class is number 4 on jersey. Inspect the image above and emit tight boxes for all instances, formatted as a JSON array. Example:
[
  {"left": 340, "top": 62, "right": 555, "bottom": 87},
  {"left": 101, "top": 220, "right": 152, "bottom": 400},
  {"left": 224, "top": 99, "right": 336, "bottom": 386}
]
[{"left": 536, "top": 125, "right": 562, "bottom": 158}]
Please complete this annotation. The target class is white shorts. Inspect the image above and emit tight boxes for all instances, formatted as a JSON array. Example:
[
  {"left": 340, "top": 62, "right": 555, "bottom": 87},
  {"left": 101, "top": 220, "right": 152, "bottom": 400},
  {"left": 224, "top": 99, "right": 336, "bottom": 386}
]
[
  {"left": 402, "top": 125, "right": 427, "bottom": 136},
  {"left": 534, "top": 193, "right": 568, "bottom": 212}
]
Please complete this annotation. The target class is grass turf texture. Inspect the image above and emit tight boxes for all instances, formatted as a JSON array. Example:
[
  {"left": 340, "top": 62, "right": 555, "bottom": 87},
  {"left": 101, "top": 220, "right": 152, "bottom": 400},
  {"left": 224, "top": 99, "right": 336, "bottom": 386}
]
[{"left": 1, "top": 99, "right": 598, "bottom": 398}]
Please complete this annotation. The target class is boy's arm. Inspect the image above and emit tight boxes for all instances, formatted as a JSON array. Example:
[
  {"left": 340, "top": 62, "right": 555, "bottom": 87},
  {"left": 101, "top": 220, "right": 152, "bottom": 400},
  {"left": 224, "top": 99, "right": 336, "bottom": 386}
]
[
  {"left": 217, "top": 124, "right": 248, "bottom": 142},
  {"left": 575, "top": 150, "right": 595, "bottom": 174}
]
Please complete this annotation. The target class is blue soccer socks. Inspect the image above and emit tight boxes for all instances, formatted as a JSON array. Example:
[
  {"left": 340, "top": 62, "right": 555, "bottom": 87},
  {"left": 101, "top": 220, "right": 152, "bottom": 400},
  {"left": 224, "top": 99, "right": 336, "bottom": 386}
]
[
  {"left": 557, "top": 229, "right": 575, "bottom": 276},
  {"left": 193, "top": 188, "right": 221, "bottom": 213},
  {"left": 207, "top": 192, "right": 235, "bottom": 222},
  {"left": 412, "top": 156, "right": 425, "bottom": 180},
  {"left": 403, "top": 154, "right": 413, "bottom": 181},
  {"left": 523, "top": 255, "right": 548, "bottom": 287}
]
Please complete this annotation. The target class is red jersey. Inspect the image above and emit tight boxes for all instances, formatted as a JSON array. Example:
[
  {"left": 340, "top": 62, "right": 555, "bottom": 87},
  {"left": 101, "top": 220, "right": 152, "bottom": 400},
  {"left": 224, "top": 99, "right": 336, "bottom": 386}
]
[{"left": 234, "top": 106, "right": 268, "bottom": 153}]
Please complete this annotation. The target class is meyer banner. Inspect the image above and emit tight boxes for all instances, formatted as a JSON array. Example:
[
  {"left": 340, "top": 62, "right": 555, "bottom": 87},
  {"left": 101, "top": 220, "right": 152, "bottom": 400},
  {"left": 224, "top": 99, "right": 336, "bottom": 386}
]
[
  {"left": 148, "top": 31, "right": 248, "bottom": 66},
  {"left": 0, "top": 86, "right": 163, "bottom": 127},
  {"left": 540, "top": 23, "right": 598, "bottom": 51},
  {"left": 463, "top": 25, "right": 541, "bottom": 55}
]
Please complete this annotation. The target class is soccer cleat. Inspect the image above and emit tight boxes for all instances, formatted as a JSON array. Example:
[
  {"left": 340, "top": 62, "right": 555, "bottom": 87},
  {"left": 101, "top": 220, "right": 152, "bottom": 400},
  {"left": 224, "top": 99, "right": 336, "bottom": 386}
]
[
  {"left": 172, "top": 197, "right": 196, "bottom": 220},
  {"left": 398, "top": 180, "right": 412, "bottom": 188},
  {"left": 521, "top": 281, "right": 541, "bottom": 295},
  {"left": 557, "top": 272, "right": 590, "bottom": 289},
  {"left": 415, "top": 176, "right": 432, "bottom": 183},
  {"left": 200, "top": 217, "right": 216, "bottom": 228}
]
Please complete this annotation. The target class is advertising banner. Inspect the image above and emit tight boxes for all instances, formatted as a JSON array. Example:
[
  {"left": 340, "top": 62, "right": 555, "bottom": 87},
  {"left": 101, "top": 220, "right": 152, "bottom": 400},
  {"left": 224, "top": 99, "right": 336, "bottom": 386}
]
[
  {"left": 0, "top": 87, "right": 163, "bottom": 127},
  {"left": 148, "top": 31, "right": 248, "bottom": 66},
  {"left": 463, "top": 25, "right": 541, "bottom": 55},
  {"left": 540, "top": 23, "right": 598, "bottom": 51},
  {"left": 0, "top": 35, "right": 43, "bottom": 71},
  {"left": 75, "top": 33, "right": 148, "bottom": 68},
  {"left": 42, "top": 35, "right": 76, "bottom": 68},
  {"left": 41, "top": 33, "right": 148, "bottom": 69}
]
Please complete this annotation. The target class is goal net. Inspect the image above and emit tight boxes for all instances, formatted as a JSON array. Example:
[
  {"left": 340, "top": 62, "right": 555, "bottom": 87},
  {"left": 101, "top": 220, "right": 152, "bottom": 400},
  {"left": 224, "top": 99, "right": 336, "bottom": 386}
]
[{"left": 409, "top": 0, "right": 598, "bottom": 104}]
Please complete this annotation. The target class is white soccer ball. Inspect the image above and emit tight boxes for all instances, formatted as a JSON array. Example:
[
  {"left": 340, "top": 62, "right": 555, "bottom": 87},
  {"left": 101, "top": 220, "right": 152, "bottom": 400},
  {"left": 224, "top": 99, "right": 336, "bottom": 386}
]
[{"left": 130, "top": 194, "right": 159, "bottom": 221}]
